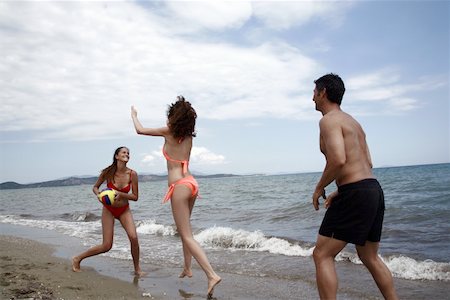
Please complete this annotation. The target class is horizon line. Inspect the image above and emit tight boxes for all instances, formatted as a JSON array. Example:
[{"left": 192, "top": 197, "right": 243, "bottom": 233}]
[{"left": 2, "top": 162, "right": 449, "bottom": 186}]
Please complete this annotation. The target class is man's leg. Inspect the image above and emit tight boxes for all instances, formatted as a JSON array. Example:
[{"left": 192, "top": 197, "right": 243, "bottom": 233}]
[
  {"left": 313, "top": 234, "right": 347, "bottom": 300},
  {"left": 356, "top": 241, "right": 398, "bottom": 300}
]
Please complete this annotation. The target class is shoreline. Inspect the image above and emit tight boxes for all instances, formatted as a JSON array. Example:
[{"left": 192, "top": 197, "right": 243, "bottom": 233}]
[
  {"left": 0, "top": 235, "right": 145, "bottom": 300},
  {"left": 1, "top": 223, "right": 449, "bottom": 299},
  {"left": 0, "top": 225, "right": 322, "bottom": 300}
]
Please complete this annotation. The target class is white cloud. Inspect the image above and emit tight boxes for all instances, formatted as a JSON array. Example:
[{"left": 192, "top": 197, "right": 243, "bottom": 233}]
[
  {"left": 142, "top": 154, "right": 155, "bottom": 164},
  {"left": 0, "top": 1, "right": 435, "bottom": 144},
  {"left": 252, "top": 1, "right": 355, "bottom": 30},
  {"left": 191, "top": 146, "right": 226, "bottom": 165},
  {"left": 0, "top": 1, "right": 323, "bottom": 143},
  {"left": 347, "top": 69, "right": 401, "bottom": 90},
  {"left": 345, "top": 69, "right": 445, "bottom": 115},
  {"left": 165, "top": 1, "right": 252, "bottom": 31},
  {"left": 140, "top": 146, "right": 225, "bottom": 168},
  {"left": 388, "top": 97, "right": 418, "bottom": 112}
]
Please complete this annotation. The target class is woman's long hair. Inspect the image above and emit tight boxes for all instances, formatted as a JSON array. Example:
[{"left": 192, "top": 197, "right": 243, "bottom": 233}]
[
  {"left": 100, "top": 147, "right": 127, "bottom": 182},
  {"left": 167, "top": 95, "right": 197, "bottom": 139}
]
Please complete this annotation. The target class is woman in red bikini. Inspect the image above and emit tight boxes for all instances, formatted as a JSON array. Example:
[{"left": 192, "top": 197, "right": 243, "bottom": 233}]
[
  {"left": 131, "top": 96, "right": 221, "bottom": 298},
  {"left": 72, "top": 146, "right": 144, "bottom": 276}
]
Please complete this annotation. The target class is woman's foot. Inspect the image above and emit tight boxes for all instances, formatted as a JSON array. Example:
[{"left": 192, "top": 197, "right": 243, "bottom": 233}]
[
  {"left": 207, "top": 275, "right": 221, "bottom": 298},
  {"left": 179, "top": 269, "right": 193, "bottom": 278},
  {"left": 134, "top": 268, "right": 146, "bottom": 277},
  {"left": 72, "top": 257, "right": 81, "bottom": 272}
]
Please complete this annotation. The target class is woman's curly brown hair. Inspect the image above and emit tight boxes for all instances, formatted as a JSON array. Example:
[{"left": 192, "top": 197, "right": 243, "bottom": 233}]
[{"left": 167, "top": 95, "right": 197, "bottom": 139}]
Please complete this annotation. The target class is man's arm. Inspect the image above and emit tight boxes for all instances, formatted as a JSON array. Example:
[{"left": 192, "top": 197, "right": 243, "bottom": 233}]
[{"left": 313, "top": 116, "right": 346, "bottom": 210}]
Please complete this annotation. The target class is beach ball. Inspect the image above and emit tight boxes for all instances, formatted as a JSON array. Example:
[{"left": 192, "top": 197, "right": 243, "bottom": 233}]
[{"left": 98, "top": 188, "right": 116, "bottom": 206}]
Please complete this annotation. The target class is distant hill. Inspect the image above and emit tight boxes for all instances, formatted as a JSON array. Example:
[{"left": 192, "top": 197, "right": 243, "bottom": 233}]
[{"left": 0, "top": 174, "right": 238, "bottom": 190}]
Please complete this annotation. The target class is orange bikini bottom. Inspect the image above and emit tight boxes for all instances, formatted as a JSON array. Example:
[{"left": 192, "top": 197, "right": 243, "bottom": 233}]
[{"left": 163, "top": 175, "right": 199, "bottom": 203}]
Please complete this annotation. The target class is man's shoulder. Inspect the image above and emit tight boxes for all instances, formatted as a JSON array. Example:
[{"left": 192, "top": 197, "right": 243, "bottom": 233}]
[{"left": 320, "top": 110, "right": 345, "bottom": 124}]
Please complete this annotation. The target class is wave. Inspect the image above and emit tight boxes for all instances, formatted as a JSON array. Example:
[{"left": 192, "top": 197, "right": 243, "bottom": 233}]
[
  {"left": 194, "top": 226, "right": 314, "bottom": 257},
  {"left": 385, "top": 256, "right": 450, "bottom": 281},
  {"left": 60, "top": 211, "right": 100, "bottom": 222},
  {"left": 0, "top": 214, "right": 100, "bottom": 240},
  {"left": 136, "top": 219, "right": 177, "bottom": 236},
  {"left": 336, "top": 251, "right": 450, "bottom": 282},
  {"left": 194, "top": 226, "right": 450, "bottom": 281},
  {"left": 1, "top": 215, "right": 448, "bottom": 281}
]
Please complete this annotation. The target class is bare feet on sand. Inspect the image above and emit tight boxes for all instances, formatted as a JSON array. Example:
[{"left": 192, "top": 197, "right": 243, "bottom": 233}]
[
  {"left": 71, "top": 257, "right": 81, "bottom": 272},
  {"left": 134, "top": 270, "right": 146, "bottom": 277},
  {"left": 207, "top": 276, "right": 222, "bottom": 299},
  {"left": 179, "top": 269, "right": 193, "bottom": 278}
]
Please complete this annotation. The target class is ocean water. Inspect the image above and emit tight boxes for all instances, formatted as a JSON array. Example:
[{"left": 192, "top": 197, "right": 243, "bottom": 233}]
[{"left": 1, "top": 163, "right": 449, "bottom": 295}]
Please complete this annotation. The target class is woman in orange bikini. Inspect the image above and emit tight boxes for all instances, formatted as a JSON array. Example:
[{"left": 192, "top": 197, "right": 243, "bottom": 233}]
[
  {"left": 72, "top": 146, "right": 144, "bottom": 277},
  {"left": 131, "top": 96, "right": 221, "bottom": 297}
]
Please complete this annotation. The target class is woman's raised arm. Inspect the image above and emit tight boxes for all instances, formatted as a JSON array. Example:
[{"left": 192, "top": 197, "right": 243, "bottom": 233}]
[{"left": 131, "top": 106, "right": 169, "bottom": 136}]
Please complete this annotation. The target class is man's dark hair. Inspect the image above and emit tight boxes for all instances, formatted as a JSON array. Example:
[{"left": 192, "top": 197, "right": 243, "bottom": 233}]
[{"left": 314, "top": 73, "right": 345, "bottom": 105}]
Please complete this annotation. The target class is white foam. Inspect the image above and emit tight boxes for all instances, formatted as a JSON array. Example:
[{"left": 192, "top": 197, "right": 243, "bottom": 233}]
[
  {"left": 336, "top": 251, "right": 363, "bottom": 264},
  {"left": 136, "top": 219, "right": 177, "bottom": 236},
  {"left": 2, "top": 215, "right": 448, "bottom": 281},
  {"left": 335, "top": 250, "right": 450, "bottom": 281},
  {"left": 384, "top": 255, "right": 450, "bottom": 281},
  {"left": 0, "top": 214, "right": 100, "bottom": 240},
  {"left": 194, "top": 226, "right": 314, "bottom": 257}
]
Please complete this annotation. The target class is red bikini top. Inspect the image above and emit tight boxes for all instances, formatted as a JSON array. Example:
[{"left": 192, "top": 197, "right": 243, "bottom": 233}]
[{"left": 107, "top": 170, "right": 133, "bottom": 193}]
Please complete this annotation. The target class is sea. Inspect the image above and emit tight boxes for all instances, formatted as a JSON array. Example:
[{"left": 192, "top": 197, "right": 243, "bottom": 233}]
[{"left": 1, "top": 163, "right": 449, "bottom": 299}]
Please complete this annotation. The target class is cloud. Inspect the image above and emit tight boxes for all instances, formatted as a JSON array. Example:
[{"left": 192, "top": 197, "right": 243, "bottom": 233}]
[
  {"left": 0, "top": 1, "right": 323, "bottom": 143},
  {"left": 191, "top": 146, "right": 226, "bottom": 165},
  {"left": 345, "top": 69, "right": 446, "bottom": 115},
  {"left": 252, "top": 1, "right": 355, "bottom": 30},
  {"left": 140, "top": 146, "right": 225, "bottom": 168},
  {"left": 165, "top": 1, "right": 252, "bottom": 31},
  {"left": 0, "top": 1, "right": 437, "bottom": 144},
  {"left": 142, "top": 154, "right": 155, "bottom": 164},
  {"left": 140, "top": 148, "right": 163, "bottom": 167}
]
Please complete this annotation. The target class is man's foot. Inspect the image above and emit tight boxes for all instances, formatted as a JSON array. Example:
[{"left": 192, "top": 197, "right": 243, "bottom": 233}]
[
  {"left": 179, "top": 269, "right": 193, "bottom": 278},
  {"left": 72, "top": 257, "right": 81, "bottom": 272},
  {"left": 207, "top": 276, "right": 221, "bottom": 298}
]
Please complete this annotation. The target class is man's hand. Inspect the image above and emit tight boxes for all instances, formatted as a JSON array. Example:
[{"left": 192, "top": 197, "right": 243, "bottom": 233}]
[
  {"left": 312, "top": 188, "right": 326, "bottom": 211},
  {"left": 324, "top": 190, "right": 338, "bottom": 209}
]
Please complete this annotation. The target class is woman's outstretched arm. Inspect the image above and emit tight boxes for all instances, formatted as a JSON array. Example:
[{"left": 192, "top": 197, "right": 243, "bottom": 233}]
[{"left": 131, "top": 106, "right": 169, "bottom": 136}]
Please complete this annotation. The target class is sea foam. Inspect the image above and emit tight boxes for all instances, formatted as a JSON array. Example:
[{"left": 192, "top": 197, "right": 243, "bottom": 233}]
[
  {"left": 194, "top": 226, "right": 314, "bottom": 257},
  {"left": 385, "top": 255, "right": 450, "bottom": 281},
  {"left": 2, "top": 215, "right": 448, "bottom": 281},
  {"left": 136, "top": 219, "right": 177, "bottom": 236},
  {"left": 335, "top": 250, "right": 450, "bottom": 281}
]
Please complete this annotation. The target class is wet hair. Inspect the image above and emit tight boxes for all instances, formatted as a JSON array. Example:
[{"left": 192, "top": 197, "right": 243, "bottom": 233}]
[
  {"left": 314, "top": 73, "right": 345, "bottom": 105},
  {"left": 167, "top": 95, "right": 197, "bottom": 139},
  {"left": 100, "top": 146, "right": 128, "bottom": 182}
]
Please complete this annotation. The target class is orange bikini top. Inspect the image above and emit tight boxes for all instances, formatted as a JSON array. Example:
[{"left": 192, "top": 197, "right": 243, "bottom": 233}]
[{"left": 162, "top": 141, "right": 189, "bottom": 175}]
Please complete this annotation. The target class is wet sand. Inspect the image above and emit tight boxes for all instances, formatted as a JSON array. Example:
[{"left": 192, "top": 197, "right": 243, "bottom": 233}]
[
  {"left": 2, "top": 229, "right": 448, "bottom": 300},
  {"left": 0, "top": 235, "right": 145, "bottom": 299},
  {"left": 0, "top": 233, "right": 322, "bottom": 300}
]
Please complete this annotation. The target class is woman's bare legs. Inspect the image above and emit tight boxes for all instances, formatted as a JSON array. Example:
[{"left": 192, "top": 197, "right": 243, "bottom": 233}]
[
  {"left": 171, "top": 185, "right": 221, "bottom": 296},
  {"left": 179, "top": 196, "right": 195, "bottom": 278},
  {"left": 119, "top": 209, "right": 145, "bottom": 276},
  {"left": 72, "top": 207, "right": 115, "bottom": 272}
]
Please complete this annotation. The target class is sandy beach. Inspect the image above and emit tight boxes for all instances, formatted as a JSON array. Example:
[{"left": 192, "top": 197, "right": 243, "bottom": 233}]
[
  {"left": 1, "top": 235, "right": 144, "bottom": 300},
  {"left": 1, "top": 225, "right": 449, "bottom": 300},
  {"left": 0, "top": 232, "right": 322, "bottom": 300}
]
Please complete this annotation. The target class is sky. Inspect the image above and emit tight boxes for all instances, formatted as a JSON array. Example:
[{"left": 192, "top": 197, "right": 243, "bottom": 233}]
[{"left": 0, "top": 0, "right": 449, "bottom": 184}]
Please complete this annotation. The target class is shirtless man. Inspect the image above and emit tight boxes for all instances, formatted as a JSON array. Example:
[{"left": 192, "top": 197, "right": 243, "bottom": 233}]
[{"left": 311, "top": 74, "right": 398, "bottom": 300}]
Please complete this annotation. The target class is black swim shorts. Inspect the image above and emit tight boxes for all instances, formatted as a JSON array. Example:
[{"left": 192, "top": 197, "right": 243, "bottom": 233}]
[{"left": 318, "top": 178, "right": 385, "bottom": 246}]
